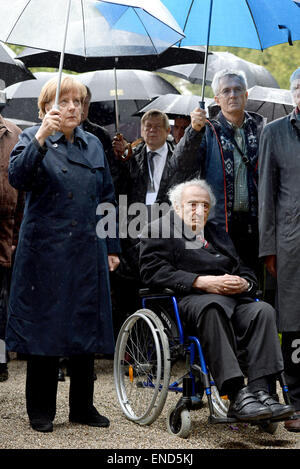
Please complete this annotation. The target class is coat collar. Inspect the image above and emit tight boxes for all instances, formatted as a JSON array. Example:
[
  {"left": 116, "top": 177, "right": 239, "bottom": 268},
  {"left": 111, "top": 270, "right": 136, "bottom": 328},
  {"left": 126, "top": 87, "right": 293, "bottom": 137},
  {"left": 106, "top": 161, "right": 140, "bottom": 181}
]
[
  {"left": 46, "top": 126, "right": 104, "bottom": 169},
  {"left": 47, "top": 125, "right": 88, "bottom": 147}
]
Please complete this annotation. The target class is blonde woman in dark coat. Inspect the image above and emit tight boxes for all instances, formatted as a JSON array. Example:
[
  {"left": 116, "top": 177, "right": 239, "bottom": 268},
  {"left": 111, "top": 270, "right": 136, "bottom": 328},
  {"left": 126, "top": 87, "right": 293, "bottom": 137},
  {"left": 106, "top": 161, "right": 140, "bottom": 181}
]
[{"left": 6, "top": 76, "right": 120, "bottom": 433}]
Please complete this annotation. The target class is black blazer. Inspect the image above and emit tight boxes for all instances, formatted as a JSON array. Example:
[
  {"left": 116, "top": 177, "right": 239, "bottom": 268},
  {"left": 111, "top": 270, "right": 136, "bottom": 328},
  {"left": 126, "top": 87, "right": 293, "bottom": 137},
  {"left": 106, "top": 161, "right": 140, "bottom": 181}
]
[{"left": 139, "top": 211, "right": 257, "bottom": 318}]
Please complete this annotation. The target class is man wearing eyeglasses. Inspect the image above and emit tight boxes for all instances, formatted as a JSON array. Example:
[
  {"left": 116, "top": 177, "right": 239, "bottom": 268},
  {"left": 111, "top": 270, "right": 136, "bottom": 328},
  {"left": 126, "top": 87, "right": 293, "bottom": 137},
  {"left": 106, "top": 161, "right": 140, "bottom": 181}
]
[{"left": 169, "top": 69, "right": 265, "bottom": 274}]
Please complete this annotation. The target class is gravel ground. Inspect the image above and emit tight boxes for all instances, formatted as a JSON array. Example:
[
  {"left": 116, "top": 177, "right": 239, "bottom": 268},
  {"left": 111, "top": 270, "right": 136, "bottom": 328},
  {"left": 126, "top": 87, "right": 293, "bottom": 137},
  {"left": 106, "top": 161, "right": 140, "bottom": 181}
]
[{"left": 0, "top": 357, "right": 299, "bottom": 451}]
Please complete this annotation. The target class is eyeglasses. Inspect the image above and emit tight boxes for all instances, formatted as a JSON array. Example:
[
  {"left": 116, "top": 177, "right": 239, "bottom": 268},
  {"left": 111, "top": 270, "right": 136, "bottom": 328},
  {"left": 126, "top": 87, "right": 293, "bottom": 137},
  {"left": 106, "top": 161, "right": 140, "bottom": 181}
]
[
  {"left": 143, "top": 124, "right": 165, "bottom": 132},
  {"left": 218, "top": 86, "right": 245, "bottom": 97}
]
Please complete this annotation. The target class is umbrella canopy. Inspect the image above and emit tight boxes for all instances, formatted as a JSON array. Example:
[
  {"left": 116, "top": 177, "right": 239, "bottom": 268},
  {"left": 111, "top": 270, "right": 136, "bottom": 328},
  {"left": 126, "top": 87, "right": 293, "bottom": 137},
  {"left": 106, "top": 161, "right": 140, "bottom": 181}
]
[
  {"left": 17, "top": 45, "right": 208, "bottom": 73},
  {"left": 4, "top": 70, "right": 179, "bottom": 101},
  {"left": 158, "top": 50, "right": 279, "bottom": 89},
  {"left": 0, "top": 0, "right": 185, "bottom": 128},
  {"left": 0, "top": 41, "right": 35, "bottom": 87},
  {"left": 2, "top": 70, "right": 179, "bottom": 134},
  {"left": 246, "top": 85, "right": 294, "bottom": 122},
  {"left": 161, "top": 0, "right": 300, "bottom": 104},
  {"left": 134, "top": 93, "right": 214, "bottom": 120},
  {"left": 208, "top": 85, "right": 294, "bottom": 123},
  {"left": 162, "top": 0, "right": 300, "bottom": 49},
  {"left": 1, "top": 0, "right": 184, "bottom": 56},
  {"left": 77, "top": 69, "right": 179, "bottom": 101}
]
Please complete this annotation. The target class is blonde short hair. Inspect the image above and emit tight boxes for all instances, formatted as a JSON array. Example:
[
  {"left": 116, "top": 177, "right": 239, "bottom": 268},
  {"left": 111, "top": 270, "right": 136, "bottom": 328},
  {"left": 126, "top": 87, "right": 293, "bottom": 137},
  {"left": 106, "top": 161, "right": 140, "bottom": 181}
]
[{"left": 38, "top": 76, "right": 87, "bottom": 119}]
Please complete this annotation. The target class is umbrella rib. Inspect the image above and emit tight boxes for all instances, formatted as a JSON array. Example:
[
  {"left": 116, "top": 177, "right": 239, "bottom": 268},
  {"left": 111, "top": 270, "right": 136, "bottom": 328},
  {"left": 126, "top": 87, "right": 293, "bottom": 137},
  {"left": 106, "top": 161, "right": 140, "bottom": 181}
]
[
  {"left": 5, "top": 0, "right": 31, "bottom": 44},
  {"left": 183, "top": 0, "right": 195, "bottom": 32},
  {"left": 245, "top": 0, "right": 264, "bottom": 51},
  {"left": 81, "top": 0, "right": 87, "bottom": 57},
  {"left": 132, "top": 8, "right": 158, "bottom": 55}
]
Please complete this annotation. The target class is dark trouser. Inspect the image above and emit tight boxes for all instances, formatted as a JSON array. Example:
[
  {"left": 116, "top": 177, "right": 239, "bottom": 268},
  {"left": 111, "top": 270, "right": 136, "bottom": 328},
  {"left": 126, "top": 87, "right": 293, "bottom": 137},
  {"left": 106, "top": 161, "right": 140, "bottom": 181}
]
[
  {"left": 229, "top": 212, "right": 259, "bottom": 275},
  {"left": 26, "top": 354, "right": 95, "bottom": 422},
  {"left": 0, "top": 267, "right": 10, "bottom": 364},
  {"left": 180, "top": 298, "right": 284, "bottom": 396},
  {"left": 281, "top": 332, "right": 300, "bottom": 411}
]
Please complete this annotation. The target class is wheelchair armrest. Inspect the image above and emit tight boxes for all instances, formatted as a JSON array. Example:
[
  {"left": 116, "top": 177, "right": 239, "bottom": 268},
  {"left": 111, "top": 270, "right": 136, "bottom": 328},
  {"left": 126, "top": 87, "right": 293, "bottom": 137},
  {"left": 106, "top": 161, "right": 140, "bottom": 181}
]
[{"left": 138, "top": 287, "right": 175, "bottom": 298}]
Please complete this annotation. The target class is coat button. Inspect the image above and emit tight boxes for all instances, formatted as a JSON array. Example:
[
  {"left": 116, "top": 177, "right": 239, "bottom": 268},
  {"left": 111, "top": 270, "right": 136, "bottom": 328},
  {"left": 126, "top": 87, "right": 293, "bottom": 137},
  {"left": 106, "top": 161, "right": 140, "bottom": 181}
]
[
  {"left": 62, "top": 167, "right": 68, "bottom": 173},
  {"left": 91, "top": 168, "right": 96, "bottom": 173},
  {"left": 71, "top": 220, "right": 77, "bottom": 226},
  {"left": 68, "top": 191, "right": 73, "bottom": 199}
]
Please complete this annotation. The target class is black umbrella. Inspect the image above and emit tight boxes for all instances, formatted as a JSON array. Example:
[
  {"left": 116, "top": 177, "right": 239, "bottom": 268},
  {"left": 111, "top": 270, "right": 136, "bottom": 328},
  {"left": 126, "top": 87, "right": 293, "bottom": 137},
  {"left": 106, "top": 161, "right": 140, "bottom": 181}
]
[
  {"left": 134, "top": 93, "right": 214, "bottom": 120},
  {"left": 2, "top": 70, "right": 179, "bottom": 137},
  {"left": 158, "top": 49, "right": 279, "bottom": 89},
  {"left": 246, "top": 85, "right": 294, "bottom": 122},
  {"left": 17, "top": 45, "right": 208, "bottom": 73},
  {"left": 0, "top": 41, "right": 35, "bottom": 87}
]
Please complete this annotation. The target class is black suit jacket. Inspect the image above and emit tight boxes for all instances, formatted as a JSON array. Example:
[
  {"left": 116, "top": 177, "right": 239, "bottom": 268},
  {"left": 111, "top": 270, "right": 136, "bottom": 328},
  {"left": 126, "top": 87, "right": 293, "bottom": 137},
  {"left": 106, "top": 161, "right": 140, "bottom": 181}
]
[{"left": 139, "top": 211, "right": 257, "bottom": 318}]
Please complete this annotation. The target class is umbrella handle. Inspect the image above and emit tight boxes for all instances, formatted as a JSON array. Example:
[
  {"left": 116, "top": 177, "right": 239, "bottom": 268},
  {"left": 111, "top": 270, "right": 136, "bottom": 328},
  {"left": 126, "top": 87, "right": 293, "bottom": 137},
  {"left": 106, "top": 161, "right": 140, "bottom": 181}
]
[
  {"left": 199, "top": 101, "right": 206, "bottom": 110},
  {"left": 51, "top": 103, "right": 60, "bottom": 136}
]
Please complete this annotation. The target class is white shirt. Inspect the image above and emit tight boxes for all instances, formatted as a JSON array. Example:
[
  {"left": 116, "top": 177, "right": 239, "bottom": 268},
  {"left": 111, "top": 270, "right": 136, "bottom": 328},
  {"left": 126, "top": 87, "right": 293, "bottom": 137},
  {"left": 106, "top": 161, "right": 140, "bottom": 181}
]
[{"left": 145, "top": 142, "right": 168, "bottom": 205}]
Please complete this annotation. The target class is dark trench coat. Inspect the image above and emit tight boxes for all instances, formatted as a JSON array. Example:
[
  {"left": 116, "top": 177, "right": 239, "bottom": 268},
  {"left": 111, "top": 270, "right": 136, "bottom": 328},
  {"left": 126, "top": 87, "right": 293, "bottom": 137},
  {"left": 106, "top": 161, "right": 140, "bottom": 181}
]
[
  {"left": 258, "top": 110, "right": 300, "bottom": 332},
  {"left": 6, "top": 125, "right": 120, "bottom": 356}
]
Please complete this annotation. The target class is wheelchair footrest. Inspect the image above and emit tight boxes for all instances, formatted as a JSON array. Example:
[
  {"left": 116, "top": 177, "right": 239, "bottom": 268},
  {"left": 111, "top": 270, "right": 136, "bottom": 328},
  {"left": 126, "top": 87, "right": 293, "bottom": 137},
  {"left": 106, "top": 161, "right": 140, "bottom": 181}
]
[{"left": 208, "top": 415, "right": 238, "bottom": 424}]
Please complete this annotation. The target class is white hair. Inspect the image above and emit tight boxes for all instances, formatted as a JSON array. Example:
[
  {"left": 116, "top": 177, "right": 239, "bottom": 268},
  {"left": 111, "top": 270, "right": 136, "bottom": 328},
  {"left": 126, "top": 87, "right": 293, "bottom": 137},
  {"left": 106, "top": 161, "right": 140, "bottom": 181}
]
[
  {"left": 211, "top": 69, "right": 248, "bottom": 95},
  {"left": 168, "top": 179, "right": 216, "bottom": 209},
  {"left": 290, "top": 67, "right": 300, "bottom": 103}
]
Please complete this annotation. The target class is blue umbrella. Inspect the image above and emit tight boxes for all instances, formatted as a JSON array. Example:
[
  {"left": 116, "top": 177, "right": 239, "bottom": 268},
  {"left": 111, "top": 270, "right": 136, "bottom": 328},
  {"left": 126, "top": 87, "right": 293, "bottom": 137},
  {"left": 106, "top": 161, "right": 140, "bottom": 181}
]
[{"left": 161, "top": 0, "right": 300, "bottom": 106}]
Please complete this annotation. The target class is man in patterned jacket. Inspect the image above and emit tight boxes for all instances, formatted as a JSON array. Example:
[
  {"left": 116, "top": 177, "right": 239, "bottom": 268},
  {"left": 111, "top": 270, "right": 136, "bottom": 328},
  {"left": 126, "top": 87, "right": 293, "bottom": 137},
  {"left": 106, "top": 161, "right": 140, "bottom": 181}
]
[{"left": 169, "top": 69, "right": 265, "bottom": 274}]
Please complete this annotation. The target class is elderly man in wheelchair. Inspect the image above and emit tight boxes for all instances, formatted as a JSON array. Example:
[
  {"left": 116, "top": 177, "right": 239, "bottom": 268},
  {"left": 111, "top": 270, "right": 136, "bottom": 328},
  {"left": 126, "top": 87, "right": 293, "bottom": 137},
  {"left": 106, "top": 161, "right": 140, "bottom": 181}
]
[{"left": 114, "top": 178, "right": 294, "bottom": 437}]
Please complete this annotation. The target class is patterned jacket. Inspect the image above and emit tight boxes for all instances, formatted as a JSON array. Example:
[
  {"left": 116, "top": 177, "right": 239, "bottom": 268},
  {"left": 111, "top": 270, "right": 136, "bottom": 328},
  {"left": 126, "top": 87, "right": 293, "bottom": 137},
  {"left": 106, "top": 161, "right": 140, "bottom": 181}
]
[{"left": 169, "top": 111, "right": 265, "bottom": 232}]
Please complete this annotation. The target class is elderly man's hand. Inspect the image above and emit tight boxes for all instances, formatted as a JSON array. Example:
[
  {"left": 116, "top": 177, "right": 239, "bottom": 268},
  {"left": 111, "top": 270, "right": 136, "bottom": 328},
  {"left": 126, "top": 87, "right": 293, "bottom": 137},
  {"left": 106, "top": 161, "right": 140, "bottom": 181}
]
[
  {"left": 193, "top": 273, "right": 249, "bottom": 295},
  {"left": 108, "top": 254, "right": 120, "bottom": 272},
  {"left": 190, "top": 107, "right": 207, "bottom": 132}
]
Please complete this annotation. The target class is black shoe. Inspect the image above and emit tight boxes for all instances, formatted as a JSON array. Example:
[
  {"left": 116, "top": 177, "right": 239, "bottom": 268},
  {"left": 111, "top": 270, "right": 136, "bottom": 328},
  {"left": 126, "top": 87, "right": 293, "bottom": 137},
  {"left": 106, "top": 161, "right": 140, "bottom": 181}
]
[
  {"left": 69, "top": 406, "right": 110, "bottom": 427},
  {"left": 0, "top": 363, "right": 8, "bottom": 382},
  {"left": 58, "top": 368, "right": 65, "bottom": 382},
  {"left": 30, "top": 419, "right": 53, "bottom": 433},
  {"left": 227, "top": 387, "right": 273, "bottom": 422},
  {"left": 254, "top": 390, "right": 295, "bottom": 422}
]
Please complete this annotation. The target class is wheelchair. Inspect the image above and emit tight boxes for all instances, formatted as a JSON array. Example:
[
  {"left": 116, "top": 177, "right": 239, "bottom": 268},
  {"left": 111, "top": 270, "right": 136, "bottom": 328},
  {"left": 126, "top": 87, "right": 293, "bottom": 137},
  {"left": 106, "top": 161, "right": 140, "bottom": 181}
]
[{"left": 114, "top": 288, "right": 292, "bottom": 438}]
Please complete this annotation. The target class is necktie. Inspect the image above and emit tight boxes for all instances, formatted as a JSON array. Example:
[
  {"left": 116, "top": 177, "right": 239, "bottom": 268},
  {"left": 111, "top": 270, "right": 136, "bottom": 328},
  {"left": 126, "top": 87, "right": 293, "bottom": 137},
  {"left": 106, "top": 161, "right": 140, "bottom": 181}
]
[{"left": 148, "top": 151, "right": 157, "bottom": 191}]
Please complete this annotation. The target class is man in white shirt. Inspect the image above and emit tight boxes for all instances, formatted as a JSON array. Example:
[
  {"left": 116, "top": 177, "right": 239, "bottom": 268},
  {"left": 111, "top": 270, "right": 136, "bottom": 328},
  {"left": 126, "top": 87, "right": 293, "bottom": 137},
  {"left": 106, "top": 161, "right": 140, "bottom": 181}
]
[{"left": 110, "top": 110, "right": 175, "bottom": 333}]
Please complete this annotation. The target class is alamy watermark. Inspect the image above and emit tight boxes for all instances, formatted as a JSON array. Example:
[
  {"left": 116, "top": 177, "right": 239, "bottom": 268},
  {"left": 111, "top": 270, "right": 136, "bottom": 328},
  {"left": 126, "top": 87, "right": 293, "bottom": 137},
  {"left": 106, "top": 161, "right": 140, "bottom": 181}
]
[{"left": 95, "top": 196, "right": 206, "bottom": 249}]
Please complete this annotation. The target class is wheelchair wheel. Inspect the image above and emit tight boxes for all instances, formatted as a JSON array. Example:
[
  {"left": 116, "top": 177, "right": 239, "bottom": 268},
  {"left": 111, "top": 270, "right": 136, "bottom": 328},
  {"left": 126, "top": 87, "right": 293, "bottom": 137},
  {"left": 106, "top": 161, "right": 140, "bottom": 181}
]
[
  {"left": 114, "top": 309, "right": 171, "bottom": 425},
  {"left": 166, "top": 406, "right": 191, "bottom": 439}
]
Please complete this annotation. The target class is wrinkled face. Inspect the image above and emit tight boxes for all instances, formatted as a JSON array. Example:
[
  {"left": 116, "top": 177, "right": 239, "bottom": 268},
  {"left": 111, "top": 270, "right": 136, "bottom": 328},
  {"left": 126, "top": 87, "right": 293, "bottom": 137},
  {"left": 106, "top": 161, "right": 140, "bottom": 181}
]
[
  {"left": 291, "top": 78, "right": 300, "bottom": 108},
  {"left": 46, "top": 90, "right": 83, "bottom": 134},
  {"left": 172, "top": 117, "right": 190, "bottom": 144},
  {"left": 214, "top": 75, "right": 248, "bottom": 116},
  {"left": 176, "top": 185, "right": 211, "bottom": 232},
  {"left": 141, "top": 115, "right": 170, "bottom": 150}
]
